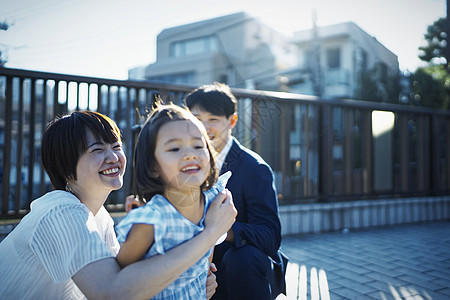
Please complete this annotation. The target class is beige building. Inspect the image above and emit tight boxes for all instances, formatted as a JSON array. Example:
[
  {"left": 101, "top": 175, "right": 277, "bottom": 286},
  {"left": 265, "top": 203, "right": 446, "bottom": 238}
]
[
  {"left": 290, "top": 21, "right": 399, "bottom": 99},
  {"left": 130, "top": 12, "right": 297, "bottom": 89},
  {"left": 130, "top": 13, "right": 399, "bottom": 101}
]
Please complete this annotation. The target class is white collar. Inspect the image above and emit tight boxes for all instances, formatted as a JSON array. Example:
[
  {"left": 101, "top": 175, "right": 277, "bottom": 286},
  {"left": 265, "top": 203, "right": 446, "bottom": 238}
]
[{"left": 215, "top": 136, "right": 234, "bottom": 172}]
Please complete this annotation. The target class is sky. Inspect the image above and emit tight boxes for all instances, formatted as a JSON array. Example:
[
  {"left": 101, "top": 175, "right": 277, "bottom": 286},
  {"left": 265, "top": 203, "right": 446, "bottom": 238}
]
[{"left": 0, "top": 0, "right": 446, "bottom": 80}]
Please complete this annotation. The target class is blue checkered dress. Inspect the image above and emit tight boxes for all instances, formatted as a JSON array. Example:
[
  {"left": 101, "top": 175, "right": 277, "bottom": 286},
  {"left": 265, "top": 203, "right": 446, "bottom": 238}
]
[{"left": 116, "top": 172, "right": 231, "bottom": 300}]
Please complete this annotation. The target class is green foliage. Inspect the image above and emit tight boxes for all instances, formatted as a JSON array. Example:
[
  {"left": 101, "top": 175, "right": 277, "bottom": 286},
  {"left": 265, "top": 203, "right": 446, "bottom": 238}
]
[
  {"left": 410, "top": 65, "right": 450, "bottom": 109},
  {"left": 410, "top": 17, "right": 450, "bottom": 110},
  {"left": 356, "top": 71, "right": 379, "bottom": 101},
  {"left": 418, "top": 18, "right": 448, "bottom": 66},
  {"left": 356, "top": 65, "right": 400, "bottom": 104}
]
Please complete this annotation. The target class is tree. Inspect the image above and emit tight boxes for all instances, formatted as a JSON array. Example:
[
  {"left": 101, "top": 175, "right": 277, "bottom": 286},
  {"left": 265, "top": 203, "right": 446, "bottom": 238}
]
[
  {"left": 419, "top": 17, "right": 449, "bottom": 69},
  {"left": 410, "top": 17, "right": 450, "bottom": 110},
  {"left": 356, "top": 64, "right": 400, "bottom": 104},
  {"left": 0, "top": 21, "right": 12, "bottom": 66},
  {"left": 410, "top": 66, "right": 449, "bottom": 109}
]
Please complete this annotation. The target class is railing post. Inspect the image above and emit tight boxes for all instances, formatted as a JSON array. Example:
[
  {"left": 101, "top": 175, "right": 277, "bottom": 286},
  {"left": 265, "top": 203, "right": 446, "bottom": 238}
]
[
  {"left": 319, "top": 103, "right": 332, "bottom": 202},
  {"left": 39, "top": 79, "right": 48, "bottom": 195},
  {"left": 344, "top": 109, "right": 353, "bottom": 195},
  {"left": 14, "top": 78, "right": 24, "bottom": 210},
  {"left": 27, "top": 79, "right": 36, "bottom": 202},
  {"left": 124, "top": 88, "right": 133, "bottom": 198},
  {"left": 363, "top": 110, "right": 373, "bottom": 194},
  {"left": 447, "top": 118, "right": 450, "bottom": 190},
  {"left": 399, "top": 114, "right": 409, "bottom": 193},
  {"left": 97, "top": 84, "right": 103, "bottom": 114},
  {"left": 53, "top": 80, "right": 59, "bottom": 117},
  {"left": 416, "top": 114, "right": 429, "bottom": 192},
  {"left": 1, "top": 76, "right": 12, "bottom": 214},
  {"left": 431, "top": 114, "right": 441, "bottom": 195},
  {"left": 279, "top": 103, "right": 287, "bottom": 199}
]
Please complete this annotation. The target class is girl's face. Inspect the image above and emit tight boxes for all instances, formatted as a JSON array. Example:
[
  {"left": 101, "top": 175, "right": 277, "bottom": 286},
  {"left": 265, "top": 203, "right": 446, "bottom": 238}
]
[
  {"left": 72, "top": 129, "right": 126, "bottom": 197},
  {"left": 154, "top": 119, "right": 211, "bottom": 193}
]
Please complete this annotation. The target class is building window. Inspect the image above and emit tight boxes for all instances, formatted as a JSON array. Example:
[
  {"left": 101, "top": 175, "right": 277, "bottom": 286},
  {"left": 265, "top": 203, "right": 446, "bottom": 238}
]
[
  {"left": 326, "top": 47, "right": 341, "bottom": 69},
  {"left": 170, "top": 36, "right": 218, "bottom": 57}
]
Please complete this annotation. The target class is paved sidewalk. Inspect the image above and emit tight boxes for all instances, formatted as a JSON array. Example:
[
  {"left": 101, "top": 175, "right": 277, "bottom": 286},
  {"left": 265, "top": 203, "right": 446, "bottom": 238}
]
[
  {"left": 1, "top": 220, "right": 449, "bottom": 299},
  {"left": 280, "top": 221, "right": 450, "bottom": 300}
]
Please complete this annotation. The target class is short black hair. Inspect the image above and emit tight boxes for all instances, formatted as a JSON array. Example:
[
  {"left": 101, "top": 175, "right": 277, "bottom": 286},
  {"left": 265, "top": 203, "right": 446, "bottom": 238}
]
[
  {"left": 185, "top": 82, "right": 237, "bottom": 118},
  {"left": 134, "top": 103, "right": 217, "bottom": 201},
  {"left": 41, "top": 111, "right": 121, "bottom": 190}
]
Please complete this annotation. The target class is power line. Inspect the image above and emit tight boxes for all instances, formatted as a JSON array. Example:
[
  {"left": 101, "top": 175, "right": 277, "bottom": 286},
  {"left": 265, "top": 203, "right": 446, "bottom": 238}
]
[{"left": 0, "top": 0, "right": 72, "bottom": 22}]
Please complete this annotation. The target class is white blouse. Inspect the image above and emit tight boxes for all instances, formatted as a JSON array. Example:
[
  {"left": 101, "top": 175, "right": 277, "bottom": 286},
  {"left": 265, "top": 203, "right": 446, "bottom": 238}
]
[{"left": 0, "top": 190, "right": 119, "bottom": 299}]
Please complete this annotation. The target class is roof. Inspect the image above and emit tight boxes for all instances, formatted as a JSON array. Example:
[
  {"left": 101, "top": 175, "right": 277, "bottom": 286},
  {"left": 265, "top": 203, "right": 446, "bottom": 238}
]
[{"left": 157, "top": 12, "right": 251, "bottom": 40}]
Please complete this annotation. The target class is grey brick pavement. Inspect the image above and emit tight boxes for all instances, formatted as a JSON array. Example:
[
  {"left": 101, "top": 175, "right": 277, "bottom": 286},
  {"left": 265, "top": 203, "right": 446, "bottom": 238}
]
[
  {"left": 1, "top": 220, "right": 449, "bottom": 299},
  {"left": 280, "top": 221, "right": 450, "bottom": 300}
]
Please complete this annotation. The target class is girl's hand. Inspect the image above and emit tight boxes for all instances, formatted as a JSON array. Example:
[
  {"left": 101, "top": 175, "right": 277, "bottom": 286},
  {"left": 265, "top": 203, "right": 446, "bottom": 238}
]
[
  {"left": 125, "top": 195, "right": 141, "bottom": 213},
  {"left": 204, "top": 189, "right": 237, "bottom": 241}
]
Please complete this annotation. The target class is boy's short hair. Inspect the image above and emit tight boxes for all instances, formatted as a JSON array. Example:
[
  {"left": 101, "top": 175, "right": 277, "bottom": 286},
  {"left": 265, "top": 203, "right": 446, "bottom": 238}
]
[
  {"left": 134, "top": 103, "right": 217, "bottom": 201},
  {"left": 185, "top": 82, "right": 237, "bottom": 118},
  {"left": 41, "top": 111, "right": 122, "bottom": 190}
]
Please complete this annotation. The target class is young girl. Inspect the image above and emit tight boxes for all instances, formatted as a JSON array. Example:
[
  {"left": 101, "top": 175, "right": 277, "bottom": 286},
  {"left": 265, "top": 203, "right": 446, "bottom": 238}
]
[{"left": 115, "top": 104, "right": 231, "bottom": 299}]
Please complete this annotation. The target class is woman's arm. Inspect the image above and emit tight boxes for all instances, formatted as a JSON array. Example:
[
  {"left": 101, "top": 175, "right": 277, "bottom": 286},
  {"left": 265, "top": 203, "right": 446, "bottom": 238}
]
[
  {"left": 116, "top": 223, "right": 154, "bottom": 268},
  {"left": 73, "top": 189, "right": 236, "bottom": 300}
]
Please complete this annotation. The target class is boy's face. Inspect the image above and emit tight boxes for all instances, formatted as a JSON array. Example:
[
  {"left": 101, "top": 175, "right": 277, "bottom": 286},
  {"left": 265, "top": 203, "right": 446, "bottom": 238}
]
[{"left": 189, "top": 106, "right": 237, "bottom": 153}]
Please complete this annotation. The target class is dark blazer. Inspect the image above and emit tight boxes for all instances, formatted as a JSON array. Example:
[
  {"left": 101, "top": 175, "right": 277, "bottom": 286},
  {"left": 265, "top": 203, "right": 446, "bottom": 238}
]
[
  {"left": 214, "top": 137, "right": 287, "bottom": 297},
  {"left": 219, "top": 137, "right": 282, "bottom": 258}
]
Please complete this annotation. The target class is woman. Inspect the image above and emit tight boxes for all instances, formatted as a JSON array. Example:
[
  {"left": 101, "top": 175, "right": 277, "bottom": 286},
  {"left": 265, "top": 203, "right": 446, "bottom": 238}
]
[{"left": 0, "top": 111, "right": 236, "bottom": 299}]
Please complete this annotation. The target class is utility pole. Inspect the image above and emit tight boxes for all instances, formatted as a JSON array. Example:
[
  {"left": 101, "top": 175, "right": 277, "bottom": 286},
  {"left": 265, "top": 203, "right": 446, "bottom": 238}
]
[{"left": 311, "top": 9, "right": 323, "bottom": 97}]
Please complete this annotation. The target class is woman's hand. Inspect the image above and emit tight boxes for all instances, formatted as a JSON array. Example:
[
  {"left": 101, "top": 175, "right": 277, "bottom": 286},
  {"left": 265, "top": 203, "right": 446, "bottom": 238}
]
[
  {"left": 204, "top": 189, "right": 237, "bottom": 242},
  {"left": 206, "top": 263, "right": 218, "bottom": 299}
]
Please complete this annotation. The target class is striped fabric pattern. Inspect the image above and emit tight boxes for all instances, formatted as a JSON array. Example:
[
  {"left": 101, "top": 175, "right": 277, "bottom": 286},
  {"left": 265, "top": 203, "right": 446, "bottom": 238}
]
[{"left": 0, "top": 190, "right": 117, "bottom": 299}]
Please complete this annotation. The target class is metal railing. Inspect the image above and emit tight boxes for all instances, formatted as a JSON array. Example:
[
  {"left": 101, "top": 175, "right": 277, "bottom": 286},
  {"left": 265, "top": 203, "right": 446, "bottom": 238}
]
[{"left": 1, "top": 67, "right": 450, "bottom": 218}]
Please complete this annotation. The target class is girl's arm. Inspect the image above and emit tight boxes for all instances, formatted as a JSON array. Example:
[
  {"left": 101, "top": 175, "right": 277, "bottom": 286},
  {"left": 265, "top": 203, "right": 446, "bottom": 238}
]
[
  {"left": 72, "top": 189, "right": 236, "bottom": 300},
  {"left": 116, "top": 223, "right": 154, "bottom": 268},
  {"left": 208, "top": 249, "right": 214, "bottom": 271}
]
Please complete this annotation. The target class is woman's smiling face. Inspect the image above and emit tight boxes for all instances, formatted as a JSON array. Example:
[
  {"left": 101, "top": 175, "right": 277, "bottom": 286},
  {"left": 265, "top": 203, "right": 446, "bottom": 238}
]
[{"left": 72, "top": 129, "right": 126, "bottom": 195}]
